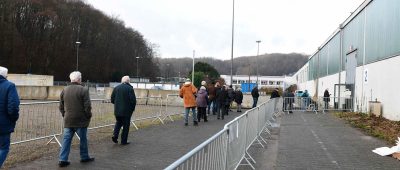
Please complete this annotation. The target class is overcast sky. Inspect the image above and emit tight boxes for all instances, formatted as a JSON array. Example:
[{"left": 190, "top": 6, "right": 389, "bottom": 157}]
[{"left": 86, "top": 0, "right": 365, "bottom": 60}]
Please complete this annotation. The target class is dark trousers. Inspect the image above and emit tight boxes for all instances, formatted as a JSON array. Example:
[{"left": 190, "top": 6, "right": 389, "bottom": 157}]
[
  {"left": 0, "top": 133, "right": 10, "bottom": 168},
  {"left": 113, "top": 115, "right": 132, "bottom": 144},
  {"left": 197, "top": 107, "right": 207, "bottom": 121},
  {"left": 218, "top": 103, "right": 226, "bottom": 119}
]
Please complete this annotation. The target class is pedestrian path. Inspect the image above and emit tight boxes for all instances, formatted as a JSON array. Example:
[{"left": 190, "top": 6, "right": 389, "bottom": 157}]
[
  {"left": 11, "top": 112, "right": 240, "bottom": 170},
  {"left": 241, "top": 111, "right": 400, "bottom": 170}
]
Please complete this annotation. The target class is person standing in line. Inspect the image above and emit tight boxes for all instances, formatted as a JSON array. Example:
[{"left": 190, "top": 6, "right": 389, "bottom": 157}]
[
  {"left": 196, "top": 86, "right": 208, "bottom": 122},
  {"left": 270, "top": 88, "right": 281, "bottom": 99},
  {"left": 217, "top": 85, "right": 228, "bottom": 120},
  {"left": 179, "top": 79, "right": 198, "bottom": 126},
  {"left": 227, "top": 85, "right": 235, "bottom": 112},
  {"left": 287, "top": 88, "right": 295, "bottom": 114},
  {"left": 59, "top": 71, "right": 94, "bottom": 167},
  {"left": 251, "top": 86, "right": 259, "bottom": 108},
  {"left": 207, "top": 82, "right": 217, "bottom": 115},
  {"left": 0, "top": 67, "right": 19, "bottom": 168},
  {"left": 235, "top": 88, "right": 243, "bottom": 112},
  {"left": 302, "top": 90, "right": 310, "bottom": 109},
  {"left": 111, "top": 76, "right": 136, "bottom": 145},
  {"left": 323, "top": 89, "right": 330, "bottom": 110},
  {"left": 213, "top": 82, "right": 222, "bottom": 115}
]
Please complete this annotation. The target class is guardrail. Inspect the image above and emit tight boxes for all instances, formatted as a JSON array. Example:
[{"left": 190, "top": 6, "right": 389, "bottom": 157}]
[
  {"left": 283, "top": 97, "right": 353, "bottom": 114},
  {"left": 165, "top": 97, "right": 282, "bottom": 170}
]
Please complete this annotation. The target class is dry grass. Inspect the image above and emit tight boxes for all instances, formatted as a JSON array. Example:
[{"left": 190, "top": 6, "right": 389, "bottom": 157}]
[
  {"left": 335, "top": 112, "right": 400, "bottom": 145},
  {"left": 3, "top": 115, "right": 183, "bottom": 169}
]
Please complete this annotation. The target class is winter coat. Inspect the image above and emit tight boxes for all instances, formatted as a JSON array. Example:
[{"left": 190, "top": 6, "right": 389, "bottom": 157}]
[
  {"left": 270, "top": 90, "right": 280, "bottom": 99},
  {"left": 323, "top": 90, "right": 330, "bottom": 102},
  {"left": 196, "top": 89, "right": 208, "bottom": 107},
  {"left": 227, "top": 88, "right": 235, "bottom": 102},
  {"left": 251, "top": 87, "right": 259, "bottom": 98},
  {"left": 111, "top": 83, "right": 137, "bottom": 117},
  {"left": 217, "top": 87, "right": 229, "bottom": 105},
  {"left": 59, "top": 83, "right": 92, "bottom": 128},
  {"left": 234, "top": 91, "right": 243, "bottom": 104},
  {"left": 179, "top": 83, "right": 198, "bottom": 108},
  {"left": 0, "top": 76, "right": 20, "bottom": 134},
  {"left": 207, "top": 85, "right": 217, "bottom": 100}
]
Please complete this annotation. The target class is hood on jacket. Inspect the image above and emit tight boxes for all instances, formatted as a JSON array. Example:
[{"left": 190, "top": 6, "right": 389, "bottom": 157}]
[
  {"left": 0, "top": 75, "right": 6, "bottom": 83},
  {"left": 184, "top": 83, "right": 192, "bottom": 87},
  {"left": 198, "top": 89, "right": 206, "bottom": 94}
]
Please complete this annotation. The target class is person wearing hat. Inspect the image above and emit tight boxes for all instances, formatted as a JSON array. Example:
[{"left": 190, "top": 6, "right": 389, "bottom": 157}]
[
  {"left": 196, "top": 86, "right": 208, "bottom": 122},
  {"left": 234, "top": 88, "right": 243, "bottom": 112},
  {"left": 0, "top": 66, "right": 20, "bottom": 168},
  {"left": 179, "top": 79, "right": 198, "bottom": 126}
]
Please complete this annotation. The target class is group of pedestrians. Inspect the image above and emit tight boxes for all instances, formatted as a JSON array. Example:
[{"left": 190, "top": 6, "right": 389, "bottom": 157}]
[{"left": 179, "top": 79, "right": 245, "bottom": 126}]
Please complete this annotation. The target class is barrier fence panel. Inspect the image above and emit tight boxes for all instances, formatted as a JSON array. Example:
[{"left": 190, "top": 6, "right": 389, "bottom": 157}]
[
  {"left": 164, "top": 129, "right": 229, "bottom": 170},
  {"left": 88, "top": 100, "right": 114, "bottom": 130},
  {"left": 132, "top": 97, "right": 164, "bottom": 128},
  {"left": 225, "top": 115, "right": 249, "bottom": 170},
  {"left": 163, "top": 94, "right": 185, "bottom": 121},
  {"left": 12, "top": 101, "right": 63, "bottom": 145},
  {"left": 283, "top": 97, "right": 354, "bottom": 114}
]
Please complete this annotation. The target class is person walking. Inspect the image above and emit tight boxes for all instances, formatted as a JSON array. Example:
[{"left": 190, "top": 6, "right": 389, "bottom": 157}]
[
  {"left": 251, "top": 86, "right": 259, "bottom": 108},
  {"left": 235, "top": 88, "right": 243, "bottom": 112},
  {"left": 207, "top": 82, "right": 217, "bottom": 115},
  {"left": 227, "top": 85, "right": 235, "bottom": 112},
  {"left": 213, "top": 82, "right": 222, "bottom": 115},
  {"left": 59, "top": 71, "right": 94, "bottom": 167},
  {"left": 111, "top": 76, "right": 136, "bottom": 145},
  {"left": 196, "top": 86, "right": 208, "bottom": 122},
  {"left": 323, "top": 89, "right": 330, "bottom": 110},
  {"left": 0, "top": 67, "right": 19, "bottom": 168},
  {"left": 302, "top": 90, "right": 310, "bottom": 109},
  {"left": 216, "top": 85, "right": 228, "bottom": 119},
  {"left": 179, "top": 79, "right": 198, "bottom": 126}
]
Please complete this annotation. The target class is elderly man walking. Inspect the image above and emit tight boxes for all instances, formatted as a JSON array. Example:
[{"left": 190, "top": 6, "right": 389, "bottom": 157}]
[
  {"left": 179, "top": 79, "right": 198, "bottom": 126},
  {"left": 111, "top": 76, "right": 136, "bottom": 145},
  {"left": 59, "top": 71, "right": 94, "bottom": 167},
  {"left": 0, "top": 67, "right": 19, "bottom": 168}
]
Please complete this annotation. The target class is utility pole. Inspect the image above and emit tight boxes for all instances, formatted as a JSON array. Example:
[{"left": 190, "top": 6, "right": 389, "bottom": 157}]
[
  {"left": 256, "top": 40, "right": 261, "bottom": 86},
  {"left": 230, "top": 0, "right": 235, "bottom": 86}
]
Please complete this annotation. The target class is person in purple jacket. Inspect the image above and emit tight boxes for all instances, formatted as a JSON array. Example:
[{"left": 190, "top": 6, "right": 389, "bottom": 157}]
[{"left": 196, "top": 86, "right": 208, "bottom": 122}]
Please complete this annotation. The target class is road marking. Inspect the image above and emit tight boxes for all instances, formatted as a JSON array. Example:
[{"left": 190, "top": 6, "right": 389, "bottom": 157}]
[{"left": 310, "top": 129, "right": 340, "bottom": 168}]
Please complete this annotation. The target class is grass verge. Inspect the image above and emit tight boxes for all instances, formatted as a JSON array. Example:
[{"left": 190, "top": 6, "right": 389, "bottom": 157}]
[{"left": 334, "top": 112, "right": 400, "bottom": 145}]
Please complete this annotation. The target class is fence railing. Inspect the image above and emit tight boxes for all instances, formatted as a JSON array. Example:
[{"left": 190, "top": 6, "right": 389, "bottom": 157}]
[
  {"left": 165, "top": 97, "right": 282, "bottom": 170},
  {"left": 12, "top": 96, "right": 167, "bottom": 146},
  {"left": 283, "top": 97, "right": 354, "bottom": 114}
]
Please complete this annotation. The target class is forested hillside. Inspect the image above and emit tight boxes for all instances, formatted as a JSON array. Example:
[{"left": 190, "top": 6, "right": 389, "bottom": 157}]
[
  {"left": 0, "top": 0, "right": 159, "bottom": 82},
  {"left": 157, "top": 53, "right": 308, "bottom": 78}
]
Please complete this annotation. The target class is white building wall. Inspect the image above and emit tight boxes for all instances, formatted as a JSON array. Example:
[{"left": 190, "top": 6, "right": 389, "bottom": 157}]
[{"left": 295, "top": 55, "right": 400, "bottom": 121}]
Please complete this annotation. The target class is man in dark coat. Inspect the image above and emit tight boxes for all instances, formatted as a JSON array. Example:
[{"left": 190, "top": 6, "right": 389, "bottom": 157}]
[
  {"left": 270, "top": 88, "right": 280, "bottom": 99},
  {"left": 216, "top": 85, "right": 228, "bottom": 120},
  {"left": 111, "top": 76, "right": 136, "bottom": 145},
  {"left": 59, "top": 71, "right": 94, "bottom": 167},
  {"left": 235, "top": 88, "right": 243, "bottom": 112},
  {"left": 323, "top": 89, "right": 330, "bottom": 109},
  {"left": 251, "top": 86, "right": 259, "bottom": 108},
  {"left": 213, "top": 82, "right": 221, "bottom": 115},
  {"left": 0, "top": 67, "right": 19, "bottom": 168}
]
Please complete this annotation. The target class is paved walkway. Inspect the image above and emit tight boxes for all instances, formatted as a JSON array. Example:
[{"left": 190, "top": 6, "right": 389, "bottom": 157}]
[
  {"left": 240, "top": 111, "right": 400, "bottom": 170},
  {"left": 11, "top": 112, "right": 240, "bottom": 170}
]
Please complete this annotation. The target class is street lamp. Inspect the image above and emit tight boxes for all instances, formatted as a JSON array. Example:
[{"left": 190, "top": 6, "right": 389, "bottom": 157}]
[
  {"left": 230, "top": 0, "right": 235, "bottom": 86},
  {"left": 136, "top": 57, "right": 140, "bottom": 78},
  {"left": 256, "top": 40, "right": 261, "bottom": 85},
  {"left": 76, "top": 41, "right": 81, "bottom": 71}
]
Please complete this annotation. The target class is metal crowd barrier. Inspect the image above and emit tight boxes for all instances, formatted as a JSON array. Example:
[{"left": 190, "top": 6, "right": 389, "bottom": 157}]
[
  {"left": 283, "top": 97, "right": 353, "bottom": 114},
  {"left": 163, "top": 94, "right": 185, "bottom": 122},
  {"left": 165, "top": 98, "right": 282, "bottom": 170},
  {"left": 12, "top": 96, "right": 165, "bottom": 146}
]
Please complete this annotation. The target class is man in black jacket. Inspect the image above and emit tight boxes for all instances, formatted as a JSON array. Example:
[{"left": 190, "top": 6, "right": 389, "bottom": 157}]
[
  {"left": 251, "top": 86, "right": 259, "bottom": 108},
  {"left": 111, "top": 76, "right": 136, "bottom": 145},
  {"left": 270, "top": 88, "right": 280, "bottom": 99}
]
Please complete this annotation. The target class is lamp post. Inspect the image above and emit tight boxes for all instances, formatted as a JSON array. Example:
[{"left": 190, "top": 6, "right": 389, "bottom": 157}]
[
  {"left": 76, "top": 41, "right": 81, "bottom": 71},
  {"left": 256, "top": 40, "right": 261, "bottom": 85},
  {"left": 230, "top": 0, "right": 235, "bottom": 86},
  {"left": 136, "top": 57, "right": 140, "bottom": 78}
]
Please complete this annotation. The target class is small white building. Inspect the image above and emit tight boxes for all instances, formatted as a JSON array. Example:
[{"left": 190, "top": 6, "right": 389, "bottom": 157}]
[{"left": 220, "top": 75, "right": 287, "bottom": 89}]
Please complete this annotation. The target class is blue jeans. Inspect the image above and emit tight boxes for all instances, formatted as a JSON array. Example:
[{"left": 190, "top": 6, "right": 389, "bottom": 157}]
[
  {"left": 252, "top": 97, "right": 258, "bottom": 108},
  {"left": 0, "top": 133, "right": 11, "bottom": 168},
  {"left": 213, "top": 100, "right": 219, "bottom": 114},
  {"left": 59, "top": 128, "right": 90, "bottom": 162},
  {"left": 184, "top": 107, "right": 197, "bottom": 123}
]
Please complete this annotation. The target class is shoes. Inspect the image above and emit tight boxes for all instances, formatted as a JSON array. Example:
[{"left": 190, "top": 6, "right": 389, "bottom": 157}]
[
  {"left": 121, "top": 142, "right": 130, "bottom": 145},
  {"left": 194, "top": 121, "right": 198, "bottom": 126},
  {"left": 217, "top": 117, "right": 220, "bottom": 119},
  {"left": 81, "top": 157, "right": 95, "bottom": 163},
  {"left": 58, "top": 161, "right": 70, "bottom": 167},
  {"left": 289, "top": 111, "right": 293, "bottom": 114},
  {"left": 112, "top": 136, "right": 118, "bottom": 144},
  {"left": 185, "top": 123, "right": 188, "bottom": 126},
  {"left": 204, "top": 120, "right": 208, "bottom": 122}
]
